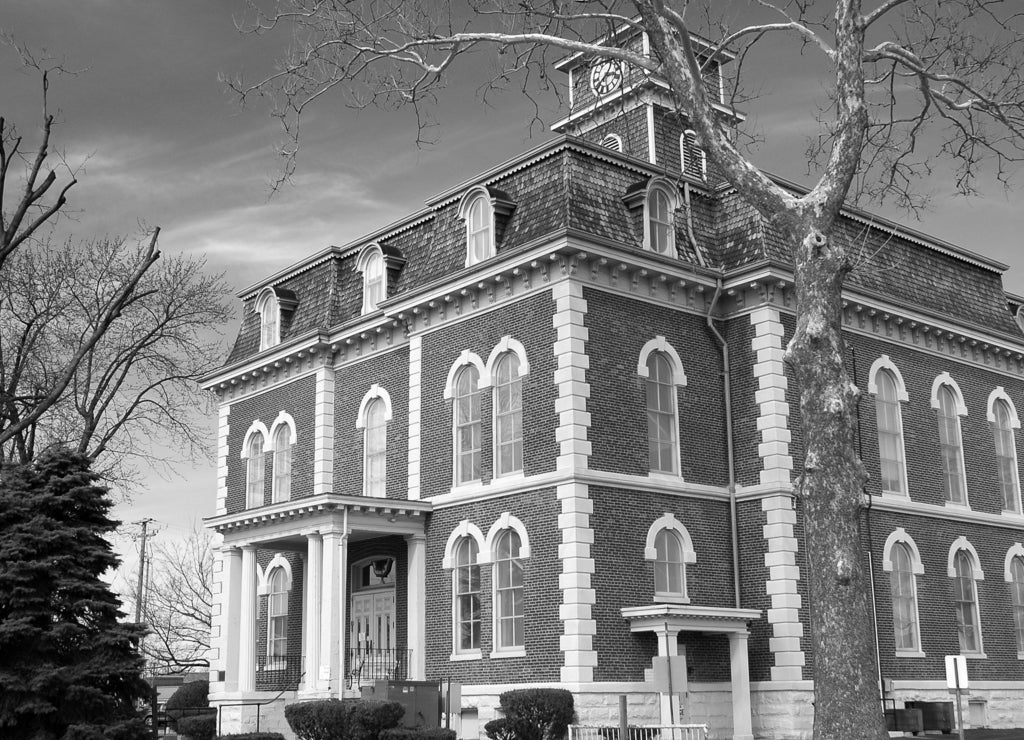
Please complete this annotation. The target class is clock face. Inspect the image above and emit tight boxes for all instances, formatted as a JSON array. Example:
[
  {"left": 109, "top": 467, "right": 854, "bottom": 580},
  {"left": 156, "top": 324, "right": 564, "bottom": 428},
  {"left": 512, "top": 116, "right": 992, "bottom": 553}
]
[{"left": 589, "top": 60, "right": 624, "bottom": 96}]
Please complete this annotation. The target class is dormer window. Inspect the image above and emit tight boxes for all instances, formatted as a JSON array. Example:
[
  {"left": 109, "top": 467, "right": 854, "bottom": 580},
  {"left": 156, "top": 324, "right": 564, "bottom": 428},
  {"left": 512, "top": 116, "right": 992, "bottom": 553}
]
[
  {"left": 681, "top": 130, "right": 707, "bottom": 180},
  {"left": 357, "top": 245, "right": 386, "bottom": 314},
  {"left": 601, "top": 133, "right": 623, "bottom": 152},
  {"left": 254, "top": 286, "right": 298, "bottom": 352},
  {"left": 458, "top": 186, "right": 516, "bottom": 268},
  {"left": 646, "top": 182, "right": 678, "bottom": 256}
]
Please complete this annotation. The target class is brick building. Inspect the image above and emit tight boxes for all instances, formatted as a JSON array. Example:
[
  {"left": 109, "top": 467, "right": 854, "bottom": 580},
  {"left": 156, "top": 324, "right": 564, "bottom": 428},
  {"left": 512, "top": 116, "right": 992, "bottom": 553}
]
[{"left": 203, "top": 27, "right": 1024, "bottom": 740}]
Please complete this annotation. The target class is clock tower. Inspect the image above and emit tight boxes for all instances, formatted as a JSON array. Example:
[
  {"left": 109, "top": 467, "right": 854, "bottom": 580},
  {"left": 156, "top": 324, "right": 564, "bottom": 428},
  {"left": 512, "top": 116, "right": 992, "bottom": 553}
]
[{"left": 551, "top": 25, "right": 739, "bottom": 183}]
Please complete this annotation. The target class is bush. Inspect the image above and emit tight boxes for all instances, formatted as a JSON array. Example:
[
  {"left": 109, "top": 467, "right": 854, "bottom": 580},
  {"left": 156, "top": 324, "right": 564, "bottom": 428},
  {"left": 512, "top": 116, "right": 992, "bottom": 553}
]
[
  {"left": 286, "top": 699, "right": 404, "bottom": 740},
  {"left": 216, "top": 734, "right": 285, "bottom": 740},
  {"left": 177, "top": 715, "right": 217, "bottom": 740},
  {"left": 484, "top": 689, "right": 574, "bottom": 740},
  {"left": 166, "top": 680, "right": 211, "bottom": 731},
  {"left": 381, "top": 729, "right": 456, "bottom": 740}
]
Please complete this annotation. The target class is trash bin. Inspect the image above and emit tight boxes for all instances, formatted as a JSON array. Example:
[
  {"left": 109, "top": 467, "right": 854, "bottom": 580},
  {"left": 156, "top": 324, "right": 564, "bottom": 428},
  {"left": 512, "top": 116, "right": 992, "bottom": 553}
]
[{"left": 904, "top": 701, "right": 954, "bottom": 733}]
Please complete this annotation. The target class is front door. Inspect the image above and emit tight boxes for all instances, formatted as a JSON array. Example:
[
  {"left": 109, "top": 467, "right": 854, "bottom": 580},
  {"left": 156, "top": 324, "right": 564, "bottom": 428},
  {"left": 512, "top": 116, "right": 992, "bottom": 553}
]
[{"left": 350, "top": 589, "right": 396, "bottom": 683}]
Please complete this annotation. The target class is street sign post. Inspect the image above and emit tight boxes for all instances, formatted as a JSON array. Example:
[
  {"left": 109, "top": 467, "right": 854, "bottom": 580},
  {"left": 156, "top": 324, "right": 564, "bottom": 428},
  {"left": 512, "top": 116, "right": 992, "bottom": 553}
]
[{"left": 945, "top": 655, "right": 969, "bottom": 740}]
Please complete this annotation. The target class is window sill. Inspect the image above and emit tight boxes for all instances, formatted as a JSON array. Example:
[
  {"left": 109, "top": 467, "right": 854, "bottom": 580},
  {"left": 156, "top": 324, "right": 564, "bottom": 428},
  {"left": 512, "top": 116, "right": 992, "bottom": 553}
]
[
  {"left": 961, "top": 651, "right": 988, "bottom": 660},
  {"left": 653, "top": 594, "right": 690, "bottom": 605},
  {"left": 944, "top": 501, "right": 972, "bottom": 511},
  {"left": 493, "top": 471, "right": 526, "bottom": 483},
  {"left": 648, "top": 471, "right": 684, "bottom": 482},
  {"left": 449, "top": 651, "right": 483, "bottom": 662},
  {"left": 880, "top": 490, "right": 908, "bottom": 500},
  {"left": 1001, "top": 509, "right": 1024, "bottom": 520},
  {"left": 489, "top": 649, "right": 527, "bottom": 659},
  {"left": 894, "top": 649, "right": 926, "bottom": 659}
]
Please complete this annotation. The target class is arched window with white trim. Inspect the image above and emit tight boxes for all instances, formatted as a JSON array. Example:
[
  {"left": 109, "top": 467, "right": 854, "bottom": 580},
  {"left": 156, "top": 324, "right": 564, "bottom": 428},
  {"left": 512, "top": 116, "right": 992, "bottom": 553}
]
[
  {"left": 267, "top": 567, "right": 289, "bottom": 661},
  {"left": 256, "top": 288, "right": 279, "bottom": 351},
  {"left": 1009, "top": 553, "right": 1024, "bottom": 654},
  {"left": 454, "top": 537, "right": 481, "bottom": 653},
  {"left": 357, "top": 246, "right": 386, "bottom": 314},
  {"left": 463, "top": 191, "right": 493, "bottom": 266},
  {"left": 950, "top": 545, "right": 984, "bottom": 654},
  {"left": 883, "top": 529, "right": 924, "bottom": 655},
  {"left": 871, "top": 361, "right": 908, "bottom": 496},
  {"left": 644, "top": 514, "right": 696, "bottom": 603},
  {"left": 989, "top": 390, "right": 1021, "bottom": 513},
  {"left": 246, "top": 431, "right": 265, "bottom": 508},
  {"left": 646, "top": 352, "right": 677, "bottom": 473},
  {"left": 646, "top": 184, "right": 675, "bottom": 255},
  {"left": 493, "top": 353, "right": 523, "bottom": 477},
  {"left": 454, "top": 365, "right": 482, "bottom": 485},
  {"left": 932, "top": 376, "right": 968, "bottom": 505},
  {"left": 272, "top": 424, "right": 292, "bottom": 503},
  {"left": 364, "top": 398, "right": 387, "bottom": 498},
  {"left": 493, "top": 529, "right": 524, "bottom": 650}
]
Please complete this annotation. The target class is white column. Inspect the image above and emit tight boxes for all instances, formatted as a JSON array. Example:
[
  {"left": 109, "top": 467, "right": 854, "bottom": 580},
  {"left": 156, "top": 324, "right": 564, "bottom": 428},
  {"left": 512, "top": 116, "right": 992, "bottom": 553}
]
[
  {"left": 304, "top": 533, "right": 323, "bottom": 694},
  {"left": 338, "top": 533, "right": 348, "bottom": 692},
  {"left": 239, "top": 545, "right": 258, "bottom": 693},
  {"left": 320, "top": 530, "right": 342, "bottom": 695},
  {"left": 655, "top": 627, "right": 683, "bottom": 726},
  {"left": 728, "top": 632, "right": 754, "bottom": 740},
  {"left": 221, "top": 547, "right": 243, "bottom": 692},
  {"left": 406, "top": 534, "right": 427, "bottom": 679}
]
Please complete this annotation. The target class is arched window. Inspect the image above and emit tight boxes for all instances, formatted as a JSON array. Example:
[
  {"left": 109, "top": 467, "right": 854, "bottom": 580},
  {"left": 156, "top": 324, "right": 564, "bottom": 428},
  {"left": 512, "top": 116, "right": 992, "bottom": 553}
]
[
  {"left": 601, "top": 133, "right": 623, "bottom": 152},
  {"left": 874, "top": 368, "right": 908, "bottom": 495},
  {"left": 454, "top": 537, "right": 481, "bottom": 653},
  {"left": 1010, "top": 555, "right": 1024, "bottom": 654},
  {"left": 493, "top": 529, "right": 524, "bottom": 650},
  {"left": 935, "top": 383, "right": 968, "bottom": 505},
  {"left": 466, "top": 193, "right": 493, "bottom": 266},
  {"left": 272, "top": 423, "right": 292, "bottom": 503},
  {"left": 646, "top": 185, "right": 675, "bottom": 255},
  {"left": 992, "top": 398, "right": 1021, "bottom": 512},
  {"left": 680, "top": 130, "right": 706, "bottom": 180},
  {"left": 246, "top": 431, "right": 265, "bottom": 508},
  {"left": 256, "top": 289, "right": 279, "bottom": 351},
  {"left": 359, "top": 247, "right": 386, "bottom": 314},
  {"left": 654, "top": 529, "right": 687, "bottom": 597},
  {"left": 646, "top": 352, "right": 678, "bottom": 474},
  {"left": 364, "top": 397, "right": 387, "bottom": 498},
  {"left": 454, "top": 365, "right": 482, "bottom": 485},
  {"left": 953, "top": 549, "right": 983, "bottom": 653},
  {"left": 267, "top": 567, "right": 288, "bottom": 660},
  {"left": 493, "top": 353, "right": 523, "bottom": 477},
  {"left": 889, "top": 542, "right": 920, "bottom": 652}
]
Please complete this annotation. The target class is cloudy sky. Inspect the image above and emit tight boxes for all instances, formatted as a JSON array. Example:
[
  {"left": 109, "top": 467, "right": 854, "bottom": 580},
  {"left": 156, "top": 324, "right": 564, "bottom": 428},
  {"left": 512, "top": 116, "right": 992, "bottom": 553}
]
[{"left": 3, "top": 1, "right": 1022, "bottom": 586}]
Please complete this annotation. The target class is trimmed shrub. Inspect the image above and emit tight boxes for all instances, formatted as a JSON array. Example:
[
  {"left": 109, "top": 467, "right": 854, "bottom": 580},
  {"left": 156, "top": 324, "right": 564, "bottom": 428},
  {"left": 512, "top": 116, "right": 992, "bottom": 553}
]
[
  {"left": 484, "top": 689, "right": 574, "bottom": 740},
  {"left": 286, "top": 699, "right": 404, "bottom": 740},
  {"left": 166, "top": 680, "right": 210, "bottom": 731},
  {"left": 177, "top": 715, "right": 217, "bottom": 740},
  {"left": 381, "top": 729, "right": 456, "bottom": 740},
  {"left": 215, "top": 734, "right": 285, "bottom": 740}
]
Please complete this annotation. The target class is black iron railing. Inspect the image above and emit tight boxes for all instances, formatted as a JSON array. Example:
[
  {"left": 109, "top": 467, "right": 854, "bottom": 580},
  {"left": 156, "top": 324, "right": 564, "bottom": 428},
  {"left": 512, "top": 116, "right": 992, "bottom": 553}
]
[
  {"left": 346, "top": 648, "right": 410, "bottom": 687},
  {"left": 256, "top": 653, "right": 303, "bottom": 691}
]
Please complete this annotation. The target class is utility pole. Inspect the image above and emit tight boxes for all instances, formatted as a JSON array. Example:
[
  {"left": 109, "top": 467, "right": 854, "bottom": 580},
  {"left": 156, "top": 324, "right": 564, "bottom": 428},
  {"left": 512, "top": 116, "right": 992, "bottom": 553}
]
[{"left": 134, "top": 518, "right": 154, "bottom": 623}]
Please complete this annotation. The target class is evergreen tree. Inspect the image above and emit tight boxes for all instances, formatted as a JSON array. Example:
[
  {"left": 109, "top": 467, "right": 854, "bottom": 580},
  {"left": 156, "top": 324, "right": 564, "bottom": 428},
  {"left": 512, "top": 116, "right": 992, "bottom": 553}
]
[{"left": 0, "top": 447, "right": 150, "bottom": 739}]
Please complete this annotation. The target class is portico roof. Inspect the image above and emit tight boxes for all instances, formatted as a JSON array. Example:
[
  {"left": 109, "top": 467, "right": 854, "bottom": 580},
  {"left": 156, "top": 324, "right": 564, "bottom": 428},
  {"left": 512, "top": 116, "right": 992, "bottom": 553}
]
[{"left": 622, "top": 604, "right": 762, "bottom": 634}]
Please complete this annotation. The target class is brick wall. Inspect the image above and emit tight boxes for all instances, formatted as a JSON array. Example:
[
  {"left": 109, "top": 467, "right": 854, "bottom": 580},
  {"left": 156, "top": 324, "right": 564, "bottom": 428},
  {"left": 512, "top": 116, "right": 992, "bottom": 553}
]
[
  {"left": 423, "top": 490, "right": 562, "bottom": 683},
  {"left": 333, "top": 347, "right": 410, "bottom": 499},
  {"left": 584, "top": 288, "right": 727, "bottom": 484},
  {"left": 418, "top": 293, "right": 559, "bottom": 495},
  {"left": 225, "top": 374, "right": 317, "bottom": 514}
]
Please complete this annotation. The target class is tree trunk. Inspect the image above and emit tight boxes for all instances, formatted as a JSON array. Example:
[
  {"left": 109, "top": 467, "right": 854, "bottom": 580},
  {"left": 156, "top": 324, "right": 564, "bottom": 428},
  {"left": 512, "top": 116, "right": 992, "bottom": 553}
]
[{"left": 785, "top": 223, "right": 888, "bottom": 740}]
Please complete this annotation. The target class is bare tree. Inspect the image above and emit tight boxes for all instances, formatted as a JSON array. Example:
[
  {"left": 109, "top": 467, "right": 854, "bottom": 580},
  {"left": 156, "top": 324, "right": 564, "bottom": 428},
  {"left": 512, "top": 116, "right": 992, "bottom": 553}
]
[
  {"left": 230, "top": 3, "right": 1024, "bottom": 738},
  {"left": 138, "top": 527, "right": 214, "bottom": 675},
  {"left": 0, "top": 37, "right": 232, "bottom": 485}
]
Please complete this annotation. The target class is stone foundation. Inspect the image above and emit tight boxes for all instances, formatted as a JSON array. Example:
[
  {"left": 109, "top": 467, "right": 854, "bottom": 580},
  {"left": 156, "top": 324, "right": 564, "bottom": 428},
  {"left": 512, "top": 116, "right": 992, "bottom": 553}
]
[
  {"left": 888, "top": 682, "right": 1024, "bottom": 731},
  {"left": 749, "top": 682, "right": 813, "bottom": 740}
]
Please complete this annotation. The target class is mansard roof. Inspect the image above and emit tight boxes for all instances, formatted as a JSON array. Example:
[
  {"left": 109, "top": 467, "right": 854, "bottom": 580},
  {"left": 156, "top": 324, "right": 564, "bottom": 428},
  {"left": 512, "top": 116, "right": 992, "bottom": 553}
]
[{"left": 225, "top": 135, "right": 1022, "bottom": 365}]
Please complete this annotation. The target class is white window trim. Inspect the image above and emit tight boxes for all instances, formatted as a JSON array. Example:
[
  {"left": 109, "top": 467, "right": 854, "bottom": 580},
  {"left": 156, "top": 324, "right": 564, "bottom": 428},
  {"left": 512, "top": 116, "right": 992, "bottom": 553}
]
[
  {"left": 948, "top": 539, "right": 986, "bottom": 656},
  {"left": 680, "top": 129, "right": 707, "bottom": 180},
  {"left": 482, "top": 337, "right": 530, "bottom": 388},
  {"left": 1004, "top": 542, "right": 1024, "bottom": 581},
  {"left": 268, "top": 411, "right": 297, "bottom": 504},
  {"left": 988, "top": 388, "right": 1022, "bottom": 514},
  {"left": 881, "top": 528, "right": 925, "bottom": 656},
  {"left": 263, "top": 560, "right": 291, "bottom": 666},
  {"left": 868, "top": 356, "right": 910, "bottom": 497},
  {"left": 446, "top": 352, "right": 486, "bottom": 488},
  {"left": 601, "top": 133, "right": 624, "bottom": 152},
  {"left": 642, "top": 179, "right": 679, "bottom": 256},
  {"left": 355, "top": 243, "right": 387, "bottom": 315},
  {"left": 255, "top": 286, "right": 281, "bottom": 352},
  {"left": 357, "top": 385, "right": 392, "bottom": 498},
  {"left": 443, "top": 521, "right": 487, "bottom": 660},
  {"left": 643, "top": 513, "right": 696, "bottom": 604},
  {"left": 458, "top": 186, "right": 496, "bottom": 267},
  {"left": 241, "top": 420, "right": 270, "bottom": 509},
  {"left": 487, "top": 514, "right": 530, "bottom": 656},
  {"left": 931, "top": 373, "right": 970, "bottom": 508},
  {"left": 257, "top": 553, "right": 294, "bottom": 595},
  {"left": 638, "top": 337, "right": 686, "bottom": 478}
]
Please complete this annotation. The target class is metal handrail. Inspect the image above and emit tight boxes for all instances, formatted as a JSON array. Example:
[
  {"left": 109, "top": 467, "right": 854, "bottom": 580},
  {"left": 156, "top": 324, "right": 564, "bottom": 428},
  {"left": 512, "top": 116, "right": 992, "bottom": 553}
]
[
  {"left": 346, "top": 647, "right": 411, "bottom": 688},
  {"left": 569, "top": 724, "right": 709, "bottom": 740}
]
